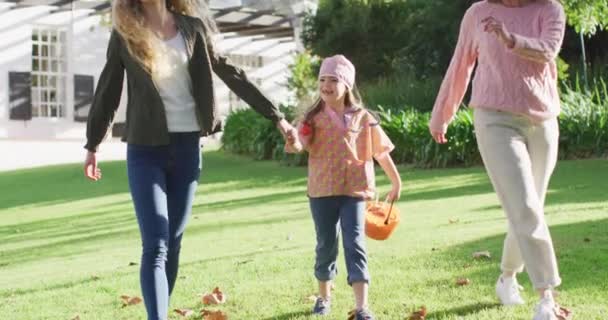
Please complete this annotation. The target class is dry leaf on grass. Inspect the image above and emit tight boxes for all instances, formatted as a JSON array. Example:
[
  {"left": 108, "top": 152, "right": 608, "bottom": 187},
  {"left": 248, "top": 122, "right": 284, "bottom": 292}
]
[
  {"left": 347, "top": 309, "right": 356, "bottom": 320},
  {"left": 120, "top": 295, "right": 143, "bottom": 307},
  {"left": 555, "top": 306, "right": 573, "bottom": 320},
  {"left": 202, "top": 287, "right": 226, "bottom": 305},
  {"left": 472, "top": 251, "right": 491, "bottom": 259},
  {"left": 174, "top": 308, "right": 195, "bottom": 317},
  {"left": 448, "top": 218, "right": 460, "bottom": 224},
  {"left": 408, "top": 306, "right": 428, "bottom": 320},
  {"left": 456, "top": 278, "right": 471, "bottom": 286},
  {"left": 71, "top": 315, "right": 81, "bottom": 320},
  {"left": 200, "top": 309, "right": 228, "bottom": 320}
]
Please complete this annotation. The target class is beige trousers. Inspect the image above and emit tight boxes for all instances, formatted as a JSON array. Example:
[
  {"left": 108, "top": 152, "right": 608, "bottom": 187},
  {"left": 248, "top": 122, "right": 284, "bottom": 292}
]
[{"left": 473, "top": 108, "right": 561, "bottom": 289}]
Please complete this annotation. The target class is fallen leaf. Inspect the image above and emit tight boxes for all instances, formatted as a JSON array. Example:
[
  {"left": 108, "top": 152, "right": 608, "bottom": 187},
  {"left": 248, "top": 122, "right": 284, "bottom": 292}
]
[
  {"left": 174, "top": 308, "right": 194, "bottom": 317},
  {"left": 555, "top": 306, "right": 573, "bottom": 320},
  {"left": 408, "top": 306, "right": 428, "bottom": 320},
  {"left": 448, "top": 218, "right": 460, "bottom": 224},
  {"left": 200, "top": 309, "right": 228, "bottom": 320},
  {"left": 120, "top": 295, "right": 143, "bottom": 307},
  {"left": 472, "top": 251, "right": 491, "bottom": 259},
  {"left": 91, "top": 275, "right": 100, "bottom": 280},
  {"left": 202, "top": 287, "right": 226, "bottom": 305},
  {"left": 456, "top": 278, "right": 471, "bottom": 286},
  {"left": 347, "top": 309, "right": 356, "bottom": 320},
  {"left": 71, "top": 315, "right": 81, "bottom": 320}
]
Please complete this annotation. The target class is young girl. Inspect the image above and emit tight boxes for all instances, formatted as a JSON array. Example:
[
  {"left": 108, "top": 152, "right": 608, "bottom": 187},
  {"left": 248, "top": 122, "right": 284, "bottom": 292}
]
[{"left": 286, "top": 55, "right": 402, "bottom": 320}]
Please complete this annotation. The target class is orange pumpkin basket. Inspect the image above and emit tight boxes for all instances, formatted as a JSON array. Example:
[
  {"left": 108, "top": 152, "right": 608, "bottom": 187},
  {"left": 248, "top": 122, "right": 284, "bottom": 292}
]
[{"left": 365, "top": 199, "right": 400, "bottom": 240}]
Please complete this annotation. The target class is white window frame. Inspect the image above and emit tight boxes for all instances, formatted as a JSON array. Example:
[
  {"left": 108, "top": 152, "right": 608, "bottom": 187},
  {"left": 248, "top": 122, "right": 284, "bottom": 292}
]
[{"left": 31, "top": 26, "right": 68, "bottom": 119}]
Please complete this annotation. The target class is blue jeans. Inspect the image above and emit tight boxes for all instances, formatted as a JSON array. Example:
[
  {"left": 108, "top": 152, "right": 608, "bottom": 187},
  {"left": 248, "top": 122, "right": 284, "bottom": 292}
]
[
  {"left": 127, "top": 132, "right": 201, "bottom": 320},
  {"left": 309, "top": 196, "right": 370, "bottom": 285}
]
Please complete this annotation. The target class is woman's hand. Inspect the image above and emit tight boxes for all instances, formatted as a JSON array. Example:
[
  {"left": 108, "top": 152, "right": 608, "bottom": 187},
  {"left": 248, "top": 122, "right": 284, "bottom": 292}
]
[
  {"left": 431, "top": 130, "right": 448, "bottom": 144},
  {"left": 84, "top": 151, "right": 102, "bottom": 181},
  {"left": 482, "top": 16, "right": 515, "bottom": 48},
  {"left": 277, "top": 119, "right": 297, "bottom": 145}
]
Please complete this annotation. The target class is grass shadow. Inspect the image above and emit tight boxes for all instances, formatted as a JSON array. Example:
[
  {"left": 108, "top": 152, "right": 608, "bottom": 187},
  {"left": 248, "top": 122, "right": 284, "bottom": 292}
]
[
  {"left": 435, "top": 218, "right": 608, "bottom": 292},
  {"left": 426, "top": 302, "right": 501, "bottom": 319},
  {"left": 193, "top": 190, "right": 305, "bottom": 212},
  {"left": 261, "top": 310, "right": 311, "bottom": 320},
  {"left": 0, "top": 151, "right": 307, "bottom": 211}
]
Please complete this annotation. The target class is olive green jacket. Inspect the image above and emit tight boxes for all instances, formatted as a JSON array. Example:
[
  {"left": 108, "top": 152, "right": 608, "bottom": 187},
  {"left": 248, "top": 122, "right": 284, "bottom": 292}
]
[{"left": 85, "top": 13, "right": 284, "bottom": 152}]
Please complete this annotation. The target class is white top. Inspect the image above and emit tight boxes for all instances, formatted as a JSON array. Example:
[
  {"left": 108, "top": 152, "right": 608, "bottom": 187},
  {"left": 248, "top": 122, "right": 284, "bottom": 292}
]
[{"left": 154, "top": 31, "right": 200, "bottom": 132}]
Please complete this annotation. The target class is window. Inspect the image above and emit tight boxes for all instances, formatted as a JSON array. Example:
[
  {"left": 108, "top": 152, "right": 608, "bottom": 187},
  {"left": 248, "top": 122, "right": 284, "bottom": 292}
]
[
  {"left": 227, "top": 54, "right": 264, "bottom": 70},
  {"left": 31, "top": 27, "right": 67, "bottom": 118}
]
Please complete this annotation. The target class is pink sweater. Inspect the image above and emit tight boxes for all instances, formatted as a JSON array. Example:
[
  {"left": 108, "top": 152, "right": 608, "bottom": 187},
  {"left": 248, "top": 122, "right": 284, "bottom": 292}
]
[{"left": 430, "top": 0, "right": 566, "bottom": 133}]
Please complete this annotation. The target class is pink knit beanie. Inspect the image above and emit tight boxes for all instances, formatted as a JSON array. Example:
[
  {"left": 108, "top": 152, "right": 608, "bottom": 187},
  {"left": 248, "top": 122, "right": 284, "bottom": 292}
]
[{"left": 318, "top": 54, "right": 355, "bottom": 89}]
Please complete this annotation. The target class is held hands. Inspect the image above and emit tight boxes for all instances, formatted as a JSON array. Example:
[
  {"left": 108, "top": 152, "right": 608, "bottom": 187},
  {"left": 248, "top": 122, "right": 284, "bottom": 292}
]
[
  {"left": 482, "top": 16, "right": 515, "bottom": 48},
  {"left": 277, "top": 119, "right": 303, "bottom": 153},
  {"left": 84, "top": 151, "right": 102, "bottom": 181}
]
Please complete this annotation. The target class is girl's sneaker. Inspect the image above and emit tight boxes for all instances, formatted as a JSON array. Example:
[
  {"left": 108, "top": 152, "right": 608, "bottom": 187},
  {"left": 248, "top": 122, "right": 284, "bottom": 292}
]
[
  {"left": 312, "top": 297, "right": 331, "bottom": 316},
  {"left": 348, "top": 308, "right": 375, "bottom": 320},
  {"left": 495, "top": 275, "right": 525, "bottom": 305}
]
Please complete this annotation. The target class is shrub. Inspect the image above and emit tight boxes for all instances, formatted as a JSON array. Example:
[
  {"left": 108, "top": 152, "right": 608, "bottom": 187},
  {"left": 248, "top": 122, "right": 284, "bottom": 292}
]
[
  {"left": 559, "top": 79, "right": 608, "bottom": 158},
  {"left": 222, "top": 81, "right": 607, "bottom": 168},
  {"left": 221, "top": 106, "right": 308, "bottom": 166},
  {"left": 359, "top": 74, "right": 442, "bottom": 112}
]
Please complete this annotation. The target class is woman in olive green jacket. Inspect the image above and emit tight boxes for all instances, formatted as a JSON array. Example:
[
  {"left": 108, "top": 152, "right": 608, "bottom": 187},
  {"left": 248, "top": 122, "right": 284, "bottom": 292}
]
[{"left": 83, "top": 0, "right": 296, "bottom": 319}]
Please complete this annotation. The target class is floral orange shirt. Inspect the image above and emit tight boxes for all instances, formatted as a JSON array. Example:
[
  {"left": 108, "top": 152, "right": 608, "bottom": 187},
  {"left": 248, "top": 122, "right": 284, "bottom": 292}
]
[{"left": 300, "top": 105, "right": 395, "bottom": 199}]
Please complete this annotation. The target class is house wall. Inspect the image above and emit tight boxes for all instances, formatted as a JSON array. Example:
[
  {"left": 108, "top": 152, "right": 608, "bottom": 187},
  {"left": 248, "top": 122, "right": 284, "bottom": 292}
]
[{"left": 1, "top": 4, "right": 296, "bottom": 141}]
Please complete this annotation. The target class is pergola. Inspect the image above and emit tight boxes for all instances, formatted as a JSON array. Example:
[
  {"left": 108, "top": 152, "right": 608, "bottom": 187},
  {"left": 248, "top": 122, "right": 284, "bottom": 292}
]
[{"left": 1, "top": 0, "right": 297, "bottom": 40}]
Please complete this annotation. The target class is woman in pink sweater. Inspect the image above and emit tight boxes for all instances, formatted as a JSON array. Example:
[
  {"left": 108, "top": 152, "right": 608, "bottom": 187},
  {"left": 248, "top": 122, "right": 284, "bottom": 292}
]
[{"left": 429, "top": 1, "right": 571, "bottom": 319}]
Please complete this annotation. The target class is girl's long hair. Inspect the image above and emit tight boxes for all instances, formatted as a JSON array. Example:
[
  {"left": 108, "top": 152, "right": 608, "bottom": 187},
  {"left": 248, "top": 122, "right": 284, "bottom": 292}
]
[
  {"left": 112, "top": 0, "right": 218, "bottom": 75},
  {"left": 302, "top": 85, "right": 365, "bottom": 123}
]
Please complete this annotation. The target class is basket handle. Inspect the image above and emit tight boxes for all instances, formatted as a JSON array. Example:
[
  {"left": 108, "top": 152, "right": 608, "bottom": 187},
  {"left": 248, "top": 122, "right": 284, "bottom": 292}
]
[{"left": 383, "top": 197, "right": 395, "bottom": 225}]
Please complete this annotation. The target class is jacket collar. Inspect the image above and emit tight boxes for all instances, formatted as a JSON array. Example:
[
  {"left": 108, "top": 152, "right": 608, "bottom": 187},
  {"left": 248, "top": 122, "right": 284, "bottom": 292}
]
[{"left": 173, "top": 13, "right": 196, "bottom": 58}]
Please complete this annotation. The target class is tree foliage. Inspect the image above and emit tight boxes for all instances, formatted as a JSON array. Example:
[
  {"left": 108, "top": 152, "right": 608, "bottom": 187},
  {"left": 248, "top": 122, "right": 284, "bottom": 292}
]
[{"left": 562, "top": 0, "right": 608, "bottom": 35}]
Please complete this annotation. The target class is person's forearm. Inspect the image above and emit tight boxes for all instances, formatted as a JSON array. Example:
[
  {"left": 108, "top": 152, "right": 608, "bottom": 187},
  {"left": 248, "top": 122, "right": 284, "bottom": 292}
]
[{"left": 376, "top": 153, "right": 401, "bottom": 188}]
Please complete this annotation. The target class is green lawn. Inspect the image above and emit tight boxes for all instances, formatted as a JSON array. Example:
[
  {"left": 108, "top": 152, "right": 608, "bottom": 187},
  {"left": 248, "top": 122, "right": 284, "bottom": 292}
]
[{"left": 1, "top": 151, "right": 606, "bottom": 320}]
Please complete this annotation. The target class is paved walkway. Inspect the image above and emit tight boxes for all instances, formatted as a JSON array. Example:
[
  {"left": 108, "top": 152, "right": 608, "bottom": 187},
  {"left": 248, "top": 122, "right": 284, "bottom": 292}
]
[{"left": 0, "top": 137, "right": 220, "bottom": 172}]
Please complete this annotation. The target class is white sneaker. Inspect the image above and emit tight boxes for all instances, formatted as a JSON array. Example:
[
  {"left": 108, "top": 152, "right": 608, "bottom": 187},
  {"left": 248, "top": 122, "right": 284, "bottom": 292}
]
[
  {"left": 495, "top": 275, "right": 525, "bottom": 306},
  {"left": 533, "top": 291, "right": 573, "bottom": 320},
  {"left": 533, "top": 291, "right": 557, "bottom": 320}
]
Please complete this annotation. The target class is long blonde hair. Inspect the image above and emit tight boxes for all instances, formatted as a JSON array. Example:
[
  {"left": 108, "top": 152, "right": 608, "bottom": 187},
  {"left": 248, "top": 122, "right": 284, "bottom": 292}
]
[{"left": 112, "top": 0, "right": 218, "bottom": 74}]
